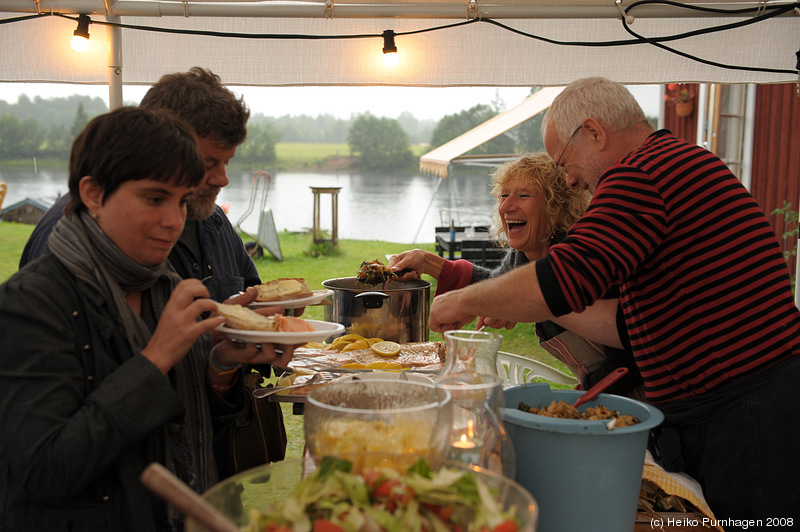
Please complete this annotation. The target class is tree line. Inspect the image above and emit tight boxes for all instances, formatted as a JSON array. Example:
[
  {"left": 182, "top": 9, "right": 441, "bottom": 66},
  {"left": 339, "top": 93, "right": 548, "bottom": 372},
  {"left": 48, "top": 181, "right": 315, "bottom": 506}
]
[{"left": 0, "top": 89, "right": 549, "bottom": 171}]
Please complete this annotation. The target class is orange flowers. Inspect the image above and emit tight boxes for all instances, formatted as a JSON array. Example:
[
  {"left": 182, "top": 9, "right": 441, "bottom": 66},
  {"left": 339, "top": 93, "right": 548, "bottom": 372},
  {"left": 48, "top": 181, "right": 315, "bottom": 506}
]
[{"left": 665, "top": 83, "right": 695, "bottom": 104}]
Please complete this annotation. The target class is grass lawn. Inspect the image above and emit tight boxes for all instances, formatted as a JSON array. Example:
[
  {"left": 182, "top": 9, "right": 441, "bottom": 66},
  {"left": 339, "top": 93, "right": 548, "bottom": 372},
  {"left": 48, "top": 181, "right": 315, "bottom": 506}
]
[
  {"left": 270, "top": 142, "right": 430, "bottom": 172},
  {"left": 0, "top": 221, "right": 33, "bottom": 278},
  {"left": 1, "top": 221, "right": 573, "bottom": 460},
  {"left": 275, "top": 143, "right": 350, "bottom": 170}
]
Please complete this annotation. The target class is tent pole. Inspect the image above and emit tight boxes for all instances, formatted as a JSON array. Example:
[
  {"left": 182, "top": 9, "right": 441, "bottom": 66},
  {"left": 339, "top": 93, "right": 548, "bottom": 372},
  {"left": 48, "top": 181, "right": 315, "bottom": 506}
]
[
  {"left": 106, "top": 14, "right": 123, "bottom": 110},
  {"left": 4, "top": 1, "right": 791, "bottom": 20},
  {"left": 412, "top": 174, "right": 445, "bottom": 244}
]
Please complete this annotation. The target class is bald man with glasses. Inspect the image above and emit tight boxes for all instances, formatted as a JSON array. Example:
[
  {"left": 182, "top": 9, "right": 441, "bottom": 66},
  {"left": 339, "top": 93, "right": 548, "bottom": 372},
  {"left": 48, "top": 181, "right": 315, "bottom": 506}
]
[{"left": 429, "top": 77, "right": 800, "bottom": 528}]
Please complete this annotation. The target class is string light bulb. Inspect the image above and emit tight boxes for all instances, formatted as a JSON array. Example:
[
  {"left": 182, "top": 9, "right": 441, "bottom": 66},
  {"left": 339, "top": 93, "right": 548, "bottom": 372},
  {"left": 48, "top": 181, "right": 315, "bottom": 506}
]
[
  {"left": 71, "top": 14, "right": 91, "bottom": 53},
  {"left": 382, "top": 30, "right": 399, "bottom": 68}
]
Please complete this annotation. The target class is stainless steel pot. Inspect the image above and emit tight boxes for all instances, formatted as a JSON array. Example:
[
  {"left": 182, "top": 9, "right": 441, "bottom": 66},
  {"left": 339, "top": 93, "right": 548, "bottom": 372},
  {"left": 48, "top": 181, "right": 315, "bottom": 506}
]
[{"left": 321, "top": 277, "right": 431, "bottom": 343}]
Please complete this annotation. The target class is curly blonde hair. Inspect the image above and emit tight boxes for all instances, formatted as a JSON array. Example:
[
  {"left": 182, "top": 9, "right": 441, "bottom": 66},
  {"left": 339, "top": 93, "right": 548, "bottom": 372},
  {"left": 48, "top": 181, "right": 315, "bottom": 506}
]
[{"left": 488, "top": 153, "right": 590, "bottom": 248}]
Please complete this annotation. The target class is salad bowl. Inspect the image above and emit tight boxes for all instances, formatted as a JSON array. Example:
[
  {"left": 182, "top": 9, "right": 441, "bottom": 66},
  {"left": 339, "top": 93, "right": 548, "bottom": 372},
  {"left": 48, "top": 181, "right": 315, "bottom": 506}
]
[
  {"left": 303, "top": 379, "right": 453, "bottom": 470},
  {"left": 186, "top": 454, "right": 538, "bottom": 532}
]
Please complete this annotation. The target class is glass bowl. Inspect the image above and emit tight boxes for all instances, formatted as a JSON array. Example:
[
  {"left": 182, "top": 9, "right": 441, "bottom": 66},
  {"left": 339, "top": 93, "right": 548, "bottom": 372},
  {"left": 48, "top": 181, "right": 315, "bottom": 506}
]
[
  {"left": 303, "top": 378, "right": 452, "bottom": 471},
  {"left": 186, "top": 454, "right": 538, "bottom": 532}
]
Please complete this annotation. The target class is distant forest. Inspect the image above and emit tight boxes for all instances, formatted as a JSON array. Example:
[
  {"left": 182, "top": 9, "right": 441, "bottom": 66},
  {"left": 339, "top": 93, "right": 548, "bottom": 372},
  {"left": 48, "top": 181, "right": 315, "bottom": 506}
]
[{"left": 0, "top": 89, "right": 551, "bottom": 169}]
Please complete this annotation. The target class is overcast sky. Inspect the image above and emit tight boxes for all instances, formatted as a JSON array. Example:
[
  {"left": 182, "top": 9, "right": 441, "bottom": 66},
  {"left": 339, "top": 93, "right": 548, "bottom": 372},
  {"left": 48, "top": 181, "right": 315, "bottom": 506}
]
[{"left": 0, "top": 83, "right": 662, "bottom": 121}]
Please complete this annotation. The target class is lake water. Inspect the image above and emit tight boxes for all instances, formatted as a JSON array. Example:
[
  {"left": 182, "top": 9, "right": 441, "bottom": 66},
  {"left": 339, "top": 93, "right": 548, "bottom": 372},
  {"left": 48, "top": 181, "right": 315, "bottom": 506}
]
[{"left": 0, "top": 166, "right": 498, "bottom": 244}]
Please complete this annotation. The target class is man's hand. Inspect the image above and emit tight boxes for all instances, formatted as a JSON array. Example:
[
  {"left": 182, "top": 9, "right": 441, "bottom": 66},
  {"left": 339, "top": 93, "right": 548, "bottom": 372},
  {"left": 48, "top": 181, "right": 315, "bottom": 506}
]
[
  {"left": 223, "top": 287, "right": 257, "bottom": 307},
  {"left": 477, "top": 316, "right": 517, "bottom": 330},
  {"left": 429, "top": 289, "right": 476, "bottom": 332}
]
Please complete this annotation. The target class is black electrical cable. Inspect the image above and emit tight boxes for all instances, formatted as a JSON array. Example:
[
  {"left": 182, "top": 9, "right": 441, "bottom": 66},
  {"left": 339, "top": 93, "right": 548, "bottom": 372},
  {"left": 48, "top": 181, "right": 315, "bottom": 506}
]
[
  {"left": 52, "top": 12, "right": 376, "bottom": 40},
  {"left": 626, "top": 0, "right": 788, "bottom": 16},
  {"left": 618, "top": 1, "right": 798, "bottom": 74},
  {"left": 0, "top": 13, "right": 51, "bottom": 25},
  {"left": 481, "top": 1, "right": 796, "bottom": 48},
  {"left": 51, "top": 13, "right": 481, "bottom": 41}
]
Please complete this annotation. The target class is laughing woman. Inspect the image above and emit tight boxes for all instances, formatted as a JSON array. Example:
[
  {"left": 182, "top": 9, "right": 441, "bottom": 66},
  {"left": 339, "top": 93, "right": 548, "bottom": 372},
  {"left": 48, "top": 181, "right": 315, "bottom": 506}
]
[
  {"left": 390, "top": 154, "right": 644, "bottom": 397},
  {"left": 0, "top": 107, "right": 232, "bottom": 531}
]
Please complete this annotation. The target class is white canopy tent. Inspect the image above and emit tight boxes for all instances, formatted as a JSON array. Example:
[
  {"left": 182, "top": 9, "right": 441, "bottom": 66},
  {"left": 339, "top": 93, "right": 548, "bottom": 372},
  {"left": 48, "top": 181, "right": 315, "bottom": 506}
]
[
  {"left": 1, "top": 0, "right": 797, "bottom": 288},
  {"left": 0, "top": 1, "right": 797, "bottom": 109}
]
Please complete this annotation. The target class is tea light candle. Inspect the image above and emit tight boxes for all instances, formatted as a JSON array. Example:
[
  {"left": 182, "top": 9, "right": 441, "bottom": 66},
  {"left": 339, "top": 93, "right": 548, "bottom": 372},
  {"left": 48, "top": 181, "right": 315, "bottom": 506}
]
[
  {"left": 453, "top": 434, "right": 478, "bottom": 449},
  {"left": 448, "top": 433, "right": 483, "bottom": 465}
]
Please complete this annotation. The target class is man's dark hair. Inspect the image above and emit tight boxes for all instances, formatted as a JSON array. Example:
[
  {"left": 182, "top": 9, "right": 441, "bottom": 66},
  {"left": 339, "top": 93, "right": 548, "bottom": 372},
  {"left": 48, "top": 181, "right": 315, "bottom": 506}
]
[
  {"left": 65, "top": 107, "right": 205, "bottom": 214},
  {"left": 140, "top": 66, "right": 250, "bottom": 148}
]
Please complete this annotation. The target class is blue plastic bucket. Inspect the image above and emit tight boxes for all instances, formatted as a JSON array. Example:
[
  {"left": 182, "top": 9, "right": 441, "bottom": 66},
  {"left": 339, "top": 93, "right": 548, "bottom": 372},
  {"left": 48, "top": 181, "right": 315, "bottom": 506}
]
[{"left": 502, "top": 383, "right": 664, "bottom": 532}]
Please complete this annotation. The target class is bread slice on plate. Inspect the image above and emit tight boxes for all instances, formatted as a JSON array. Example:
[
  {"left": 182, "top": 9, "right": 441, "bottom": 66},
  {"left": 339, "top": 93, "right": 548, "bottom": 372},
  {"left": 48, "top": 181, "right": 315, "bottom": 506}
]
[
  {"left": 215, "top": 303, "right": 279, "bottom": 331},
  {"left": 214, "top": 303, "right": 316, "bottom": 332},
  {"left": 254, "top": 278, "right": 313, "bottom": 302}
]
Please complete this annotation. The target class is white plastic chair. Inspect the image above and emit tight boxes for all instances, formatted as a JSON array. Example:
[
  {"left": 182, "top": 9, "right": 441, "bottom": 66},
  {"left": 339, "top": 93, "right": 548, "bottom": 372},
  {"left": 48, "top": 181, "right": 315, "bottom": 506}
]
[{"left": 496, "top": 351, "right": 578, "bottom": 388}]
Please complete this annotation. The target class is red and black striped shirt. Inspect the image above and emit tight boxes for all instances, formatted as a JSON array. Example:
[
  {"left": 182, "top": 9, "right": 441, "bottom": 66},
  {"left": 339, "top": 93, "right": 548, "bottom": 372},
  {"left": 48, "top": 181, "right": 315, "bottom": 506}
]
[{"left": 538, "top": 130, "right": 800, "bottom": 403}]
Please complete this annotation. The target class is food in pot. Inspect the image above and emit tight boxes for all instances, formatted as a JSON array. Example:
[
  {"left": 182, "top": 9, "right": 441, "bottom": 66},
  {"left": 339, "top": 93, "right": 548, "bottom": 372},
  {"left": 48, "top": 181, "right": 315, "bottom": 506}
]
[
  {"left": 322, "top": 276, "right": 431, "bottom": 345},
  {"left": 245, "top": 457, "right": 522, "bottom": 532},
  {"left": 518, "top": 400, "right": 640, "bottom": 427},
  {"left": 214, "top": 303, "right": 315, "bottom": 332},
  {"left": 356, "top": 259, "right": 397, "bottom": 286},
  {"left": 254, "top": 278, "right": 313, "bottom": 302}
]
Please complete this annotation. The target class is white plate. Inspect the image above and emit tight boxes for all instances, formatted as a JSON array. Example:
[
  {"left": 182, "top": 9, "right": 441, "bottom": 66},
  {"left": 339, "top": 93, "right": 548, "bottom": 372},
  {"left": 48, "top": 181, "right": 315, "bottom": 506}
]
[
  {"left": 215, "top": 319, "right": 345, "bottom": 344},
  {"left": 248, "top": 289, "right": 333, "bottom": 309}
]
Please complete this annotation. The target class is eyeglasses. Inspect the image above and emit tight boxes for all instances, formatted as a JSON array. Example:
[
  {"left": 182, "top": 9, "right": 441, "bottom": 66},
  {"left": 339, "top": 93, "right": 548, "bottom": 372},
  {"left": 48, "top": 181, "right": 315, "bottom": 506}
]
[{"left": 554, "top": 126, "right": 582, "bottom": 176}]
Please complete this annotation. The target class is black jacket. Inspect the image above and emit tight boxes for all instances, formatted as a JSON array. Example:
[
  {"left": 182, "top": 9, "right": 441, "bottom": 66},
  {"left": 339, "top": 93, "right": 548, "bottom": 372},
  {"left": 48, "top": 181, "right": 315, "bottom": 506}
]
[{"left": 0, "top": 253, "right": 242, "bottom": 531}]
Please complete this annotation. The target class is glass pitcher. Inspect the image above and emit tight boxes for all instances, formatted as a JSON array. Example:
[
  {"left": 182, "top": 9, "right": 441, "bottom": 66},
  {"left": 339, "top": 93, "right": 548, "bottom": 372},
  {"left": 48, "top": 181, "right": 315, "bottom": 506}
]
[
  {"left": 435, "top": 373, "right": 516, "bottom": 478},
  {"left": 440, "top": 329, "right": 503, "bottom": 379},
  {"left": 436, "top": 329, "right": 515, "bottom": 478}
]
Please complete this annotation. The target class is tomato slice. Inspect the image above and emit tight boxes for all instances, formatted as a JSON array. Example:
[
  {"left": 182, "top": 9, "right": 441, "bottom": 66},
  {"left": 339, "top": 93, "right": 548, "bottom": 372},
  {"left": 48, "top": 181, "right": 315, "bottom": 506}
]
[
  {"left": 313, "top": 518, "right": 346, "bottom": 532},
  {"left": 361, "top": 468, "right": 383, "bottom": 489},
  {"left": 492, "top": 519, "right": 519, "bottom": 532},
  {"left": 372, "top": 479, "right": 402, "bottom": 499}
]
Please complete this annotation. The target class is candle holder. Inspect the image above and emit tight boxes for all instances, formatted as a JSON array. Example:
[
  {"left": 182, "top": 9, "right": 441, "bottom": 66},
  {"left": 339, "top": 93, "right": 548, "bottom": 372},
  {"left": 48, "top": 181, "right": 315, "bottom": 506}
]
[{"left": 436, "top": 373, "right": 516, "bottom": 478}]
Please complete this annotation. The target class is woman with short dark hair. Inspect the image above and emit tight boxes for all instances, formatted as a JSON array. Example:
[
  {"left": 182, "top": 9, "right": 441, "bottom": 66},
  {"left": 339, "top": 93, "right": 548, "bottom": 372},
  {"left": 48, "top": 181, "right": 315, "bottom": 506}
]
[{"left": 0, "top": 107, "right": 230, "bottom": 531}]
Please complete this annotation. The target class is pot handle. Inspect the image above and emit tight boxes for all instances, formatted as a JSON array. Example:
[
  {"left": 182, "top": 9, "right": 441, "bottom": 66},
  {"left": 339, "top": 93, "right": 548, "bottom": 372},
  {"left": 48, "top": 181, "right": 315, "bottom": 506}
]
[{"left": 355, "top": 291, "right": 389, "bottom": 309}]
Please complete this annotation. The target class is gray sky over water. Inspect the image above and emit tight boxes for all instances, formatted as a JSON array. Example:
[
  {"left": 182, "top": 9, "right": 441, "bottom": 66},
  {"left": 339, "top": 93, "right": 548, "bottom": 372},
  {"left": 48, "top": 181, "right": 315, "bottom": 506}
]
[{"left": 0, "top": 83, "right": 661, "bottom": 121}]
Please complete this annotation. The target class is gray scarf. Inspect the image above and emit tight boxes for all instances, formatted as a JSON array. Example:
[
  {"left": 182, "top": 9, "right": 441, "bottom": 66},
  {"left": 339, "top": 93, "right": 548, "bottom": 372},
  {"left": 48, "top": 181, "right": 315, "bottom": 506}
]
[{"left": 48, "top": 210, "right": 217, "bottom": 530}]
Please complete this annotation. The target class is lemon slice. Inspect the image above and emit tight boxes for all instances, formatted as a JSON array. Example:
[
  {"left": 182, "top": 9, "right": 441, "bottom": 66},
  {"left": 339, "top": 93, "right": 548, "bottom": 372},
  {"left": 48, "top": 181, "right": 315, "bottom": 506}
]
[
  {"left": 339, "top": 333, "right": 367, "bottom": 343},
  {"left": 340, "top": 363, "right": 367, "bottom": 369},
  {"left": 342, "top": 339, "right": 369, "bottom": 351},
  {"left": 366, "top": 361, "right": 403, "bottom": 370},
  {"left": 329, "top": 339, "right": 353, "bottom": 351},
  {"left": 366, "top": 337, "right": 384, "bottom": 347},
  {"left": 371, "top": 341, "right": 401, "bottom": 357}
]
